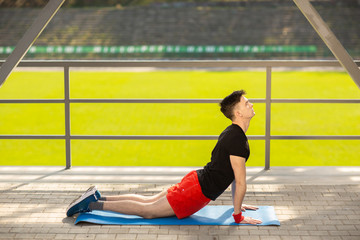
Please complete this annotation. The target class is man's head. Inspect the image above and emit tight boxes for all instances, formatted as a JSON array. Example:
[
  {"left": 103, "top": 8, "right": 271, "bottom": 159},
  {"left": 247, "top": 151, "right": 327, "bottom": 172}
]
[{"left": 220, "top": 90, "right": 255, "bottom": 121}]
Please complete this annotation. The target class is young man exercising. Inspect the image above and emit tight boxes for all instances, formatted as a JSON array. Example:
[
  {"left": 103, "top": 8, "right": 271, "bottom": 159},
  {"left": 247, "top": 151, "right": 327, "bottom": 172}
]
[{"left": 67, "top": 90, "right": 262, "bottom": 225}]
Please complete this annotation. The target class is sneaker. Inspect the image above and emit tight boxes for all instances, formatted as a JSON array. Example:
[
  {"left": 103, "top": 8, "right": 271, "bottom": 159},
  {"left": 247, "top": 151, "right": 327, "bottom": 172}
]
[
  {"left": 66, "top": 186, "right": 101, "bottom": 217},
  {"left": 91, "top": 186, "right": 102, "bottom": 200},
  {"left": 73, "top": 186, "right": 102, "bottom": 202}
]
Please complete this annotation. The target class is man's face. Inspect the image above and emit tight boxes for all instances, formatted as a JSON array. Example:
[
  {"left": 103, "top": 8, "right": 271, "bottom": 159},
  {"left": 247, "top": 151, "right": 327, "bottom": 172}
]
[{"left": 235, "top": 96, "right": 255, "bottom": 119}]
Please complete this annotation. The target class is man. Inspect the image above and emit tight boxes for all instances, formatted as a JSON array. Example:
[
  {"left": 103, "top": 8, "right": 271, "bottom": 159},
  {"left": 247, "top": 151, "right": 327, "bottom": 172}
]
[{"left": 67, "top": 90, "right": 262, "bottom": 225}]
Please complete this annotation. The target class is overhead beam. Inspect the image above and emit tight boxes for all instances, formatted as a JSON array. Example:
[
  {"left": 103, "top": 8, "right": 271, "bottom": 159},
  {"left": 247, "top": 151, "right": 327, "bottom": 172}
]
[
  {"left": 1, "top": 0, "right": 359, "bottom": 90},
  {"left": 293, "top": 0, "right": 360, "bottom": 90},
  {"left": 0, "top": 0, "right": 65, "bottom": 88}
]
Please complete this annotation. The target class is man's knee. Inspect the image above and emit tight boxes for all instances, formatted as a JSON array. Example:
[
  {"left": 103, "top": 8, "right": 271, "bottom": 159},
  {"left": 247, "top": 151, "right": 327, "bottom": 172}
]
[
  {"left": 146, "top": 191, "right": 167, "bottom": 203},
  {"left": 134, "top": 203, "right": 153, "bottom": 219},
  {"left": 142, "top": 212, "right": 155, "bottom": 219},
  {"left": 139, "top": 197, "right": 173, "bottom": 219},
  {"left": 139, "top": 202, "right": 168, "bottom": 219},
  {"left": 140, "top": 207, "right": 157, "bottom": 219}
]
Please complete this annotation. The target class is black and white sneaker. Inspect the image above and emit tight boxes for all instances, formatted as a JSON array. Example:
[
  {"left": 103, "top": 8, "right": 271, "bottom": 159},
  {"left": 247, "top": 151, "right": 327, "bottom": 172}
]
[{"left": 66, "top": 186, "right": 101, "bottom": 217}]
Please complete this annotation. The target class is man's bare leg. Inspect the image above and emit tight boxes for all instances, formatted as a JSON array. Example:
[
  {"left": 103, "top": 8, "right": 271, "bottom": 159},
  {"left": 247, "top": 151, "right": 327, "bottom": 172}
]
[
  {"left": 103, "top": 190, "right": 167, "bottom": 203},
  {"left": 101, "top": 194, "right": 175, "bottom": 219}
]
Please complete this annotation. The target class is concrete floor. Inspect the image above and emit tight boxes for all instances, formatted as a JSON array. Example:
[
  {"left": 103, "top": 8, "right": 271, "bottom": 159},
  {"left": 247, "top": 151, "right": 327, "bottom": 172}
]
[{"left": 0, "top": 166, "right": 359, "bottom": 240}]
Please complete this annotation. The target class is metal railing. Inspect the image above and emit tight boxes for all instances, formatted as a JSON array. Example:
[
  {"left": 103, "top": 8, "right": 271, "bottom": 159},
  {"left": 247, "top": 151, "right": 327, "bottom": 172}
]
[{"left": 1, "top": 60, "right": 360, "bottom": 170}]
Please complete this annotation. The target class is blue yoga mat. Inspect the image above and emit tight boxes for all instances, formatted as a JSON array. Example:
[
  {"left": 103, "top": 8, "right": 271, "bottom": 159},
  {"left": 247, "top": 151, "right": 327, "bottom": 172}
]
[{"left": 75, "top": 205, "right": 280, "bottom": 226}]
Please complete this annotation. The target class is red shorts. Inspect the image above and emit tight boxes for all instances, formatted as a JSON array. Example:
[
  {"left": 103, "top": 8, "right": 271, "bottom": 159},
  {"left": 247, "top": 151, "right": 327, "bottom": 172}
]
[{"left": 166, "top": 170, "right": 211, "bottom": 219}]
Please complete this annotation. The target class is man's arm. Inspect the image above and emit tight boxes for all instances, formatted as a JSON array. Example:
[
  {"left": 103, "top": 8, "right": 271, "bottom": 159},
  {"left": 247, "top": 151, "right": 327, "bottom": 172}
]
[
  {"left": 229, "top": 155, "right": 246, "bottom": 215},
  {"left": 232, "top": 180, "right": 259, "bottom": 211},
  {"left": 230, "top": 155, "right": 262, "bottom": 225},
  {"left": 231, "top": 180, "right": 236, "bottom": 205}
]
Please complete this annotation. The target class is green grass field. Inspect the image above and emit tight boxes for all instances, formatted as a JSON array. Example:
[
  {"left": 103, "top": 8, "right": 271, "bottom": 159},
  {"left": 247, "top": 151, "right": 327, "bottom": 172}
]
[{"left": 0, "top": 70, "right": 359, "bottom": 167}]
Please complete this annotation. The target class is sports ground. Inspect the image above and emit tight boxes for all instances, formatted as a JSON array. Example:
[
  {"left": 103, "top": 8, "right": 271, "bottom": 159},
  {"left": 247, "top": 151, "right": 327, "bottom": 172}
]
[{"left": 0, "top": 70, "right": 359, "bottom": 167}]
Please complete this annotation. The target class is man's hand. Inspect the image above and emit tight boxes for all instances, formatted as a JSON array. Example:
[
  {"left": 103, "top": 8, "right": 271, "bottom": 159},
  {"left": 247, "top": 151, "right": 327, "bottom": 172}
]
[
  {"left": 241, "top": 216, "right": 262, "bottom": 225},
  {"left": 241, "top": 204, "right": 259, "bottom": 211}
]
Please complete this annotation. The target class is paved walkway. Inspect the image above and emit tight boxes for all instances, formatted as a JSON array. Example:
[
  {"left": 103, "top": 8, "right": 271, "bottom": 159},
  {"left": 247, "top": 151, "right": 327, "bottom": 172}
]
[{"left": 0, "top": 166, "right": 359, "bottom": 240}]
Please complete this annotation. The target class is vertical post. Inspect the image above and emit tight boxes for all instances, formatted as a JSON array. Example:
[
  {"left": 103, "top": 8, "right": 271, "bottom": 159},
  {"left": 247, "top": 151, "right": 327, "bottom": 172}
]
[
  {"left": 64, "top": 66, "right": 71, "bottom": 169},
  {"left": 265, "top": 66, "right": 272, "bottom": 170}
]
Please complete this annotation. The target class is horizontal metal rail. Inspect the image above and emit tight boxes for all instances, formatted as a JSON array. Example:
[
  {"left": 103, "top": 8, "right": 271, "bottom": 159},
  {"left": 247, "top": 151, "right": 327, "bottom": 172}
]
[
  {"left": 1, "top": 99, "right": 360, "bottom": 104},
  {"left": 1, "top": 60, "right": 359, "bottom": 170},
  {"left": 0, "top": 135, "right": 359, "bottom": 140},
  {"left": 270, "top": 135, "right": 360, "bottom": 140},
  {"left": 1, "top": 60, "right": 360, "bottom": 68}
]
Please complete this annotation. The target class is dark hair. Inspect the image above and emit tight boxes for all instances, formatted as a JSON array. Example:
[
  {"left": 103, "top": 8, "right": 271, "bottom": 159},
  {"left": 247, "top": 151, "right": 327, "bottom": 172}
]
[{"left": 220, "top": 90, "right": 246, "bottom": 120}]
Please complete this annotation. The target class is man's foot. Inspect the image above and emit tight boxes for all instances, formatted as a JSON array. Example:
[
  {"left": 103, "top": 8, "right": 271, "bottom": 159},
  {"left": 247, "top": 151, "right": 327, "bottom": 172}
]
[{"left": 66, "top": 186, "right": 101, "bottom": 217}]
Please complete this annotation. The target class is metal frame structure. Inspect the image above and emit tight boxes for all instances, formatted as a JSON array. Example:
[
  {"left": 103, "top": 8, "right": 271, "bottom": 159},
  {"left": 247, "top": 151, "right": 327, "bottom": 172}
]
[
  {"left": 293, "top": 0, "right": 360, "bottom": 89},
  {"left": 0, "top": 0, "right": 65, "bottom": 87},
  {"left": 0, "top": 60, "right": 359, "bottom": 170},
  {"left": 0, "top": 0, "right": 359, "bottom": 89},
  {"left": 0, "top": 0, "right": 359, "bottom": 169}
]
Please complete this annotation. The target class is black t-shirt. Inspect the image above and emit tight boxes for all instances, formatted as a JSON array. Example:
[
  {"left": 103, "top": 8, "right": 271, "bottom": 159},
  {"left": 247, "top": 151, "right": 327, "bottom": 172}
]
[{"left": 196, "top": 124, "right": 250, "bottom": 200}]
